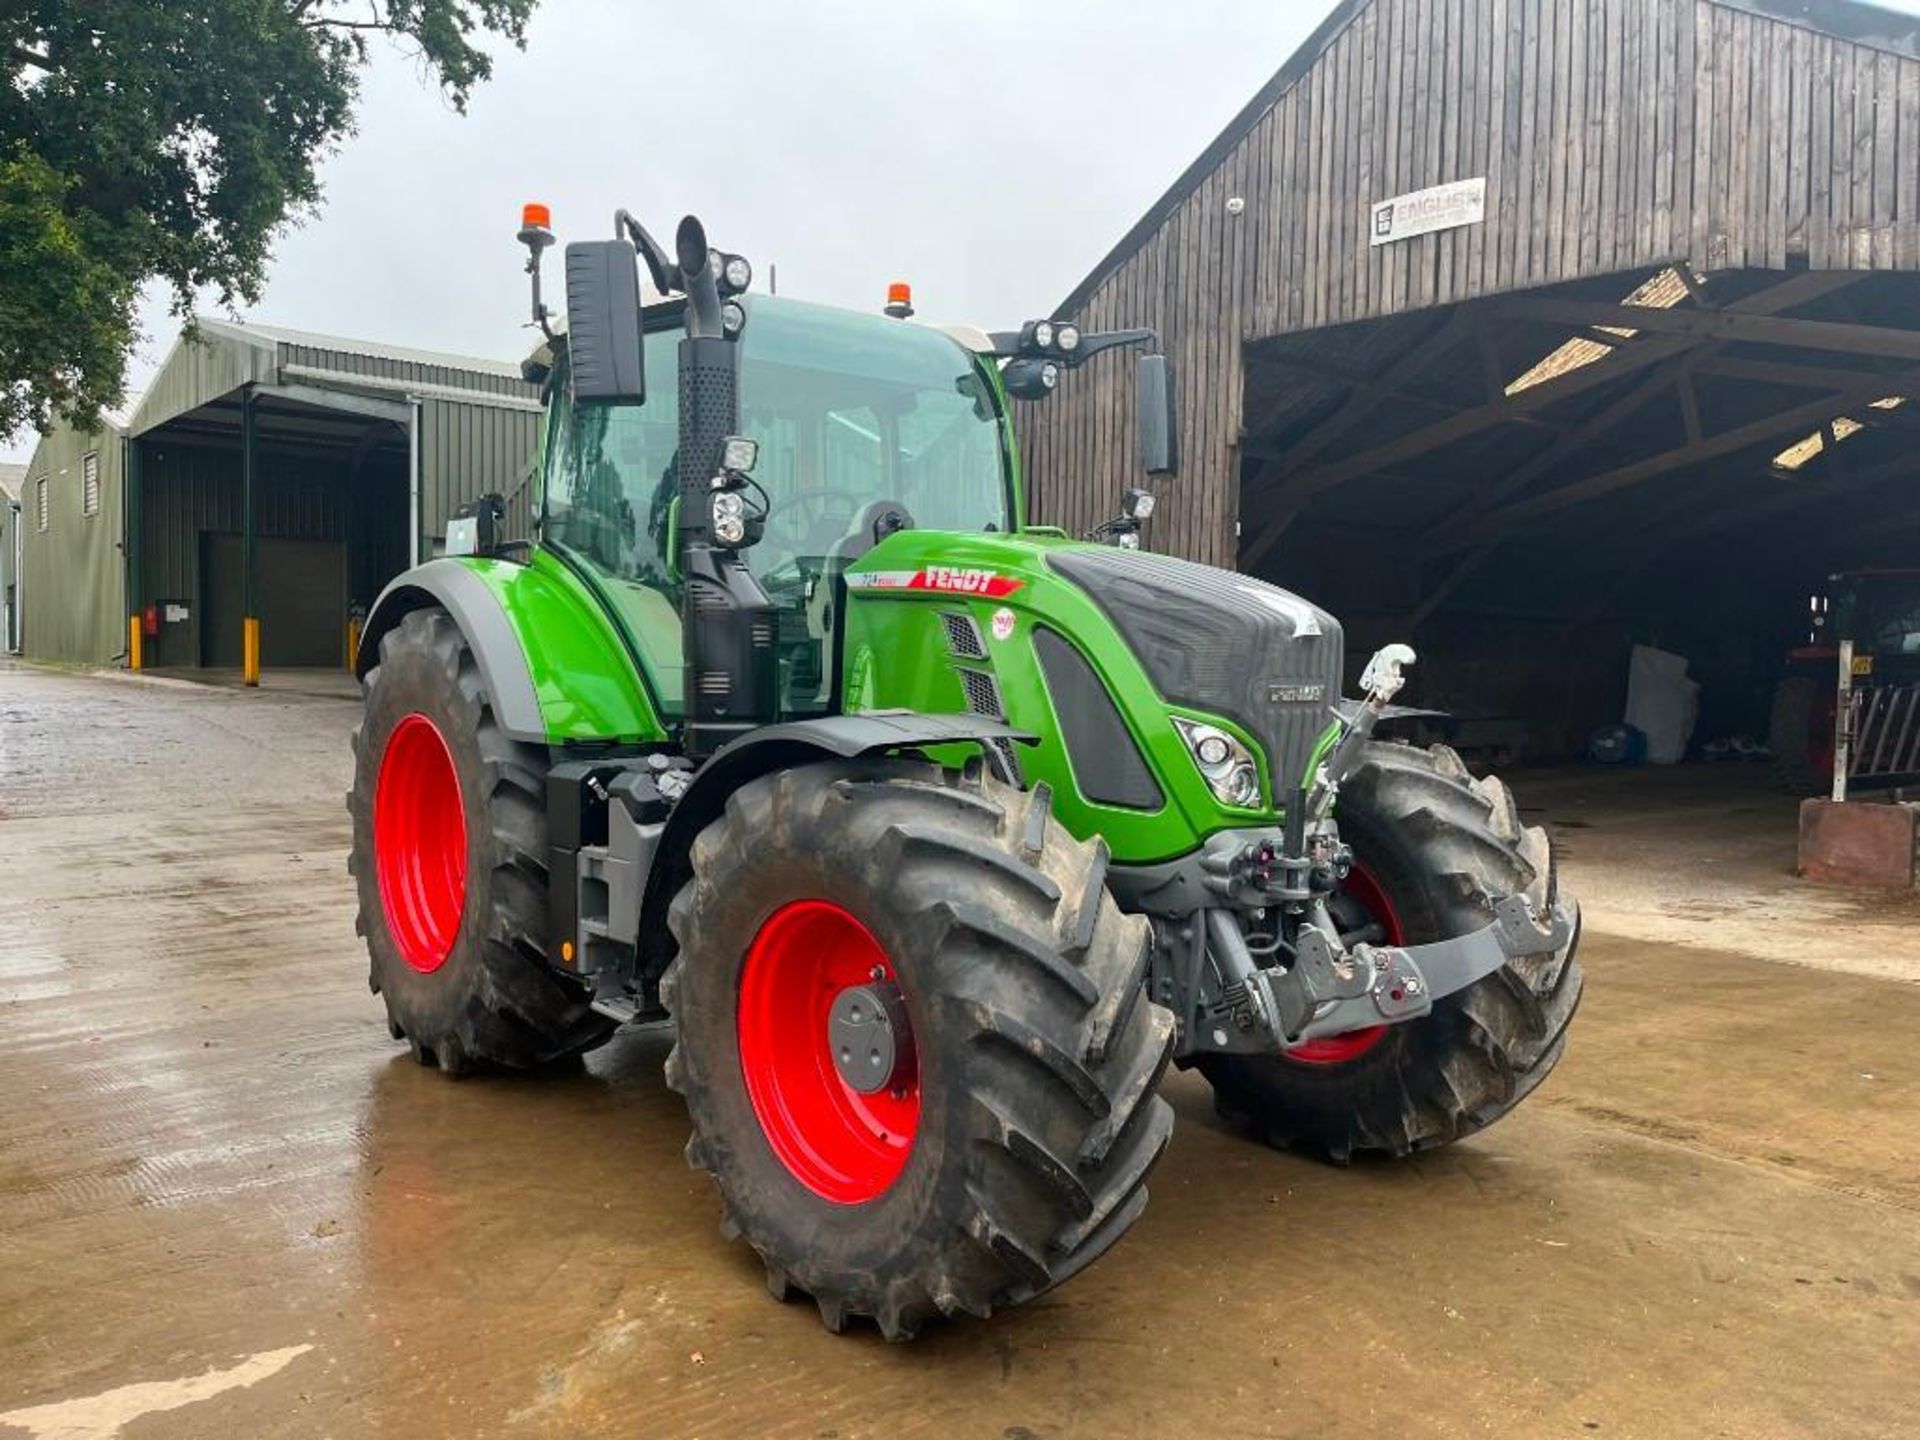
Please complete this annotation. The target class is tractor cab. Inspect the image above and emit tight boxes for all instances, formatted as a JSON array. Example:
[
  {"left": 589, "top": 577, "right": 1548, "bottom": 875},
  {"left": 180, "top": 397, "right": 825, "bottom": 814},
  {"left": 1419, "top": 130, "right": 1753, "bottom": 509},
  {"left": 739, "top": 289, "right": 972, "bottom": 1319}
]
[{"left": 530, "top": 295, "right": 1019, "bottom": 721}]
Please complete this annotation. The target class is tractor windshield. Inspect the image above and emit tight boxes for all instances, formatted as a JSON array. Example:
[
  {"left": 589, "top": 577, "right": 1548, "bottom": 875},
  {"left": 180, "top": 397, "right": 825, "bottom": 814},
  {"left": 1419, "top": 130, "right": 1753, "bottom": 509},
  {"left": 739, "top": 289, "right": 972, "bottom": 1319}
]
[
  {"left": 542, "top": 295, "right": 1012, "bottom": 718},
  {"left": 734, "top": 295, "right": 1013, "bottom": 577}
]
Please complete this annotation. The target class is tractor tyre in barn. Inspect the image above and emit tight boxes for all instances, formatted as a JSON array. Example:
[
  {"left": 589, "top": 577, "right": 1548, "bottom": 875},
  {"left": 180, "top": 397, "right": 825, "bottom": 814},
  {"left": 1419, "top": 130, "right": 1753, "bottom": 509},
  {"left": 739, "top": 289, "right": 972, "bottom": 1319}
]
[
  {"left": 1196, "top": 742, "right": 1582, "bottom": 1163},
  {"left": 1768, "top": 674, "right": 1836, "bottom": 795},
  {"left": 349, "top": 606, "right": 614, "bottom": 1074},
  {"left": 662, "top": 758, "right": 1176, "bottom": 1339}
]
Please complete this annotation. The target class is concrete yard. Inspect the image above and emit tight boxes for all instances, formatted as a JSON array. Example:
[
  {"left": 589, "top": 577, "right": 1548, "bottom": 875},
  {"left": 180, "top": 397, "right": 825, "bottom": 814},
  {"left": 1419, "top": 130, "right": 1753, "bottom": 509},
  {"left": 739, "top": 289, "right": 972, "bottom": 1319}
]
[{"left": 3, "top": 661, "right": 1918, "bottom": 1440}]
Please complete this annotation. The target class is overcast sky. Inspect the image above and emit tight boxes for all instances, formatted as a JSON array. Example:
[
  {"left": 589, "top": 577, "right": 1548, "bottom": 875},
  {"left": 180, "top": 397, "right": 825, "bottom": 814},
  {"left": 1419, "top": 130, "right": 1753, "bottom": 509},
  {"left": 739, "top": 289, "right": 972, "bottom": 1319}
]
[
  {"left": 3, "top": 0, "right": 1323, "bottom": 462},
  {"left": 10, "top": 0, "right": 1920, "bottom": 466}
]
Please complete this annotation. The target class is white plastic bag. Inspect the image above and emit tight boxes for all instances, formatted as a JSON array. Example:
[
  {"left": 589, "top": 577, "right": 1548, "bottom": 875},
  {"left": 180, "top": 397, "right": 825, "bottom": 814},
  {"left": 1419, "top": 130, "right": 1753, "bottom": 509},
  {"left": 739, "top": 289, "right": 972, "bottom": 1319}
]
[{"left": 1624, "top": 644, "right": 1699, "bottom": 765}]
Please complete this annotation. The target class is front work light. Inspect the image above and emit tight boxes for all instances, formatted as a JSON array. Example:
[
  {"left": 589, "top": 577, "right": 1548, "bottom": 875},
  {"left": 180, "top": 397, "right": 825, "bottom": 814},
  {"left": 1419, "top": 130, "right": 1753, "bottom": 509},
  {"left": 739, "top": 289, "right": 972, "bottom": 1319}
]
[
  {"left": 722, "top": 254, "right": 753, "bottom": 292},
  {"left": 1123, "top": 487, "right": 1155, "bottom": 520},
  {"left": 1003, "top": 358, "right": 1061, "bottom": 401},
  {"left": 712, "top": 490, "right": 747, "bottom": 545},
  {"left": 722, "top": 436, "right": 760, "bottom": 474},
  {"left": 1057, "top": 324, "right": 1081, "bottom": 353}
]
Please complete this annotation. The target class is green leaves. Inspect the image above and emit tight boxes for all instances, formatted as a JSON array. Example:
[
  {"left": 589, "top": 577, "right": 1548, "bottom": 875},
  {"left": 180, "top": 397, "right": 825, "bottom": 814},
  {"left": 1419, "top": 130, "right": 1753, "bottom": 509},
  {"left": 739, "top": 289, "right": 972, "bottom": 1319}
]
[{"left": 1, "top": 0, "right": 538, "bottom": 441}]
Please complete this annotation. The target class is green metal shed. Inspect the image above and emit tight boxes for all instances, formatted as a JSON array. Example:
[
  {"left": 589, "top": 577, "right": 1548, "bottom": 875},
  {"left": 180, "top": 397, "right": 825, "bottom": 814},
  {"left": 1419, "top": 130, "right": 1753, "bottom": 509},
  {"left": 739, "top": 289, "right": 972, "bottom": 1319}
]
[
  {"left": 17, "top": 317, "right": 541, "bottom": 678},
  {"left": 16, "top": 426, "right": 124, "bottom": 665}
]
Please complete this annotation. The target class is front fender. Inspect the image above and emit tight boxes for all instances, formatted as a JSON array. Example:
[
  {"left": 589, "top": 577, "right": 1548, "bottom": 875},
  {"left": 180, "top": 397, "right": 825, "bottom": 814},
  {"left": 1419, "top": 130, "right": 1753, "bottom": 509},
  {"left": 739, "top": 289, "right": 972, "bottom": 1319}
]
[{"left": 636, "top": 712, "right": 1029, "bottom": 975}]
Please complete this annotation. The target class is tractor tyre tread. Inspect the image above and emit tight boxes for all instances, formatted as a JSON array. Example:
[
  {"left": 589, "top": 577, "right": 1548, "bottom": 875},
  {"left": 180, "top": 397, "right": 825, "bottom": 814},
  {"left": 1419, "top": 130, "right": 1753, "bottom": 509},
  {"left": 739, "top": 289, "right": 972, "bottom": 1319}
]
[
  {"left": 1768, "top": 675, "right": 1831, "bottom": 795},
  {"left": 349, "top": 606, "right": 614, "bottom": 1072},
  {"left": 660, "top": 757, "right": 1174, "bottom": 1340}
]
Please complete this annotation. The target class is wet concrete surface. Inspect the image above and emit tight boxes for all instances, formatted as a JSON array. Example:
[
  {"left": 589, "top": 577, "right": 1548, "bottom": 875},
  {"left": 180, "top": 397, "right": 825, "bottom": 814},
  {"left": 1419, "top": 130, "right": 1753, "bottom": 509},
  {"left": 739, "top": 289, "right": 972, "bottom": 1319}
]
[{"left": 3, "top": 661, "right": 1917, "bottom": 1439}]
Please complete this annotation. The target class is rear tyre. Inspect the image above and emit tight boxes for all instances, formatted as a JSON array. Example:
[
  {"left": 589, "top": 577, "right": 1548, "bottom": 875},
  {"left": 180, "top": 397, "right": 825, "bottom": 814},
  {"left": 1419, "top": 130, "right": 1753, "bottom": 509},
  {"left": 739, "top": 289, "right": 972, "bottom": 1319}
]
[
  {"left": 1196, "top": 742, "right": 1582, "bottom": 1162},
  {"left": 662, "top": 759, "right": 1176, "bottom": 1339},
  {"left": 1768, "top": 675, "right": 1836, "bottom": 794},
  {"left": 349, "top": 606, "right": 614, "bottom": 1073}
]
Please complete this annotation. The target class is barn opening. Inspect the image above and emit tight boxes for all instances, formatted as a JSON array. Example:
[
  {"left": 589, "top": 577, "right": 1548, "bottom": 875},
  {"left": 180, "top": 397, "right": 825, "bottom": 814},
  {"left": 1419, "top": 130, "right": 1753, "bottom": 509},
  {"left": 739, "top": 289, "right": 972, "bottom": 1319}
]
[
  {"left": 132, "top": 391, "right": 409, "bottom": 672},
  {"left": 1243, "top": 264, "right": 1920, "bottom": 769}
]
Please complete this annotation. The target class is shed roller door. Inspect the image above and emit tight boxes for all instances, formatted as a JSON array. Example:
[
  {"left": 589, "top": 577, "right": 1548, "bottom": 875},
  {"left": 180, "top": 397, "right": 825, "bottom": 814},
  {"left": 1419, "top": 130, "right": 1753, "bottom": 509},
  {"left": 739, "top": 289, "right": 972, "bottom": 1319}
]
[{"left": 201, "top": 533, "right": 346, "bottom": 668}]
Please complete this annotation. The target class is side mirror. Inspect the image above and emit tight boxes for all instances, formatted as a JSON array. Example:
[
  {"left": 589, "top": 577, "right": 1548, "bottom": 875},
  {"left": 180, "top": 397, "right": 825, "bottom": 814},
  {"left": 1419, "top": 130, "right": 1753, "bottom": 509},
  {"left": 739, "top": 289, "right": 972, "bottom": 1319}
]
[
  {"left": 1137, "top": 354, "right": 1178, "bottom": 476},
  {"left": 564, "top": 239, "right": 645, "bottom": 404}
]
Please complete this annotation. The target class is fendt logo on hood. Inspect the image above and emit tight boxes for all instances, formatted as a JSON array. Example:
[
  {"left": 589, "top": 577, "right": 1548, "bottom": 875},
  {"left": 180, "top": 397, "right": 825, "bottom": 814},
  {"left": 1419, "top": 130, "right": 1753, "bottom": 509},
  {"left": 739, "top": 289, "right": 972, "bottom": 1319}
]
[{"left": 847, "top": 568, "right": 1026, "bottom": 599}]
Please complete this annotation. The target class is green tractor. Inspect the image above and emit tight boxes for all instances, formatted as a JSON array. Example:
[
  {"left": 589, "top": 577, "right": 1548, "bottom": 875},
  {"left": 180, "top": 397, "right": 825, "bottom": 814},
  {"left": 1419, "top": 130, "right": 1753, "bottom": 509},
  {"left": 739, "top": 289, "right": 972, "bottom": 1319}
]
[{"left": 347, "top": 204, "right": 1583, "bottom": 1339}]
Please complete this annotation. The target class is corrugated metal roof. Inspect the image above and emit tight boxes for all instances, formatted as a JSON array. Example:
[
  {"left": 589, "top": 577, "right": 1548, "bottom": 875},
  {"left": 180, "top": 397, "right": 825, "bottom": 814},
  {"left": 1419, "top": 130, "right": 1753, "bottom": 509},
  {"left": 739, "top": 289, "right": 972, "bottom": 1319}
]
[
  {"left": 128, "top": 315, "right": 534, "bottom": 438},
  {"left": 192, "top": 316, "right": 522, "bottom": 379}
]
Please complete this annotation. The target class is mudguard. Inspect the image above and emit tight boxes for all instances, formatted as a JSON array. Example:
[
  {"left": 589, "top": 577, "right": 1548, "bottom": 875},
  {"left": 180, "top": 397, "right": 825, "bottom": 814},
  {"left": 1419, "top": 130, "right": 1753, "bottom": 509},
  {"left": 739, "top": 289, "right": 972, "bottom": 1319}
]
[
  {"left": 636, "top": 711, "right": 1034, "bottom": 975},
  {"left": 357, "top": 556, "right": 666, "bottom": 746}
]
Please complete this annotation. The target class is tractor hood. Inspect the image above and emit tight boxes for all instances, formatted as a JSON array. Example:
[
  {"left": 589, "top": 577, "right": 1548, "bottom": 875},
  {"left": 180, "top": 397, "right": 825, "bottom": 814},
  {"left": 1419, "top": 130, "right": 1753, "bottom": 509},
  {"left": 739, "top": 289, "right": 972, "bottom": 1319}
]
[
  {"left": 839, "top": 530, "right": 1345, "bottom": 864},
  {"left": 1042, "top": 546, "right": 1344, "bottom": 804}
]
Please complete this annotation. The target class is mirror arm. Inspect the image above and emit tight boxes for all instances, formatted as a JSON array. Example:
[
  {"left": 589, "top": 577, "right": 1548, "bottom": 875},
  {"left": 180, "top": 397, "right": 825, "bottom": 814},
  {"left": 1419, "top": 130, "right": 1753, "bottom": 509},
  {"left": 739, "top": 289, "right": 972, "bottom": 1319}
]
[
  {"left": 615, "top": 209, "right": 681, "bottom": 296},
  {"left": 984, "top": 326, "right": 1161, "bottom": 366},
  {"left": 1069, "top": 327, "right": 1158, "bottom": 365}
]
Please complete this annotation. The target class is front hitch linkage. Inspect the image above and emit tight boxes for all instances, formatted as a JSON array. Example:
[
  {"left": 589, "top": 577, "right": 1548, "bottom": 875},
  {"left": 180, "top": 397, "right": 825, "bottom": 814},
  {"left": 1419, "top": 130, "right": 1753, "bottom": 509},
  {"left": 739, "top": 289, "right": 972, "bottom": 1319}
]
[{"left": 1207, "top": 643, "right": 1577, "bottom": 1054}]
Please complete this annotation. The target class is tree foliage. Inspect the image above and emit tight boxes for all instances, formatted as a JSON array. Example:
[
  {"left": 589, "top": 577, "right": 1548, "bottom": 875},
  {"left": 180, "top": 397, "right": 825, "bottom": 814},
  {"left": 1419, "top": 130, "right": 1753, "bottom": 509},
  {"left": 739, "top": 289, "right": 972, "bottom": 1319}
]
[{"left": 1, "top": 0, "right": 536, "bottom": 441}]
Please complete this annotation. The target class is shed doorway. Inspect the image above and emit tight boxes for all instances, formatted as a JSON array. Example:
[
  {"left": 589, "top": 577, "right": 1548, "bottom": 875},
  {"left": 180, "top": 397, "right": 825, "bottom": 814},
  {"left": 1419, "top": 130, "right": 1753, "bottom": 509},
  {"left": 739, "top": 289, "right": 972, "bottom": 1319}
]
[{"left": 200, "top": 533, "right": 349, "bottom": 669}]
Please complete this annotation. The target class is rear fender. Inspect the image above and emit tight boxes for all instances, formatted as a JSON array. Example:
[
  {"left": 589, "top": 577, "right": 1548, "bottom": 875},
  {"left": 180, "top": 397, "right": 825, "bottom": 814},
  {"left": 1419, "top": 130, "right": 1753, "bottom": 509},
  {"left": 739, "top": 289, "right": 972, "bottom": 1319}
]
[{"left": 358, "top": 556, "right": 666, "bottom": 746}]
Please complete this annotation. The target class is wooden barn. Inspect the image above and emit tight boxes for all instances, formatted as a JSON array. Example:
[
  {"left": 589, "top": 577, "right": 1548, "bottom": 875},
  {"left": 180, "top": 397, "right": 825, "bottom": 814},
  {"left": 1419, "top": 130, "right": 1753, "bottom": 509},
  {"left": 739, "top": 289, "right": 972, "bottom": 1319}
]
[{"left": 1018, "top": 0, "right": 1920, "bottom": 759}]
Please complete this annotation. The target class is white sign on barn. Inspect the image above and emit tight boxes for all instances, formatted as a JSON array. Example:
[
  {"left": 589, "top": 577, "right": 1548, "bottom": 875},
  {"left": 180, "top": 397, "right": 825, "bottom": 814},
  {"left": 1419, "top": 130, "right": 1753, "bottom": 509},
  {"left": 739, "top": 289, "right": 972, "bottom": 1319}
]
[{"left": 1370, "top": 177, "right": 1487, "bottom": 247}]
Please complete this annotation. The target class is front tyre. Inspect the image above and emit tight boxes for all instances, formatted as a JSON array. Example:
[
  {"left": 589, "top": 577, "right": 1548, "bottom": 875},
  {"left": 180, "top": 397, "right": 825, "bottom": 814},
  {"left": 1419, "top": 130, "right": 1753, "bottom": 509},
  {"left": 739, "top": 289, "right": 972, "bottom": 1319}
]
[
  {"left": 349, "top": 606, "right": 614, "bottom": 1073},
  {"left": 1197, "top": 742, "right": 1583, "bottom": 1162},
  {"left": 663, "top": 759, "right": 1175, "bottom": 1340}
]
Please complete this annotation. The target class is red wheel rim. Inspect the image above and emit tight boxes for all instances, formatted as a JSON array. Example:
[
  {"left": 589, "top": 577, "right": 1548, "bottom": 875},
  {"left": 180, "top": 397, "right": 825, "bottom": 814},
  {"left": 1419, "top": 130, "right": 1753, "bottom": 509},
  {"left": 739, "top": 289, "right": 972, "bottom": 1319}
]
[
  {"left": 373, "top": 713, "right": 468, "bottom": 974},
  {"left": 1286, "top": 862, "right": 1402, "bottom": 1065},
  {"left": 736, "top": 900, "right": 920, "bottom": 1204}
]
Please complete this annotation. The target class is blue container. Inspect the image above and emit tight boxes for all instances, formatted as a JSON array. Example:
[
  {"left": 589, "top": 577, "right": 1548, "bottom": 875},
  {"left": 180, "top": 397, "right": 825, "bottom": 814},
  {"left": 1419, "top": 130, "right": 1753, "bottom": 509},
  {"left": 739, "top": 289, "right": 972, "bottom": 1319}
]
[{"left": 1588, "top": 723, "right": 1648, "bottom": 766}]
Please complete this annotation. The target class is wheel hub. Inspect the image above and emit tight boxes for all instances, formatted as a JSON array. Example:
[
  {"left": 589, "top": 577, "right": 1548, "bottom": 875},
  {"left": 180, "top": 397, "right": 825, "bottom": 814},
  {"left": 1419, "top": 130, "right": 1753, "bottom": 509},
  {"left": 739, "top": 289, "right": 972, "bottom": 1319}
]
[
  {"left": 827, "top": 981, "right": 915, "bottom": 1096},
  {"left": 735, "top": 900, "right": 921, "bottom": 1204}
]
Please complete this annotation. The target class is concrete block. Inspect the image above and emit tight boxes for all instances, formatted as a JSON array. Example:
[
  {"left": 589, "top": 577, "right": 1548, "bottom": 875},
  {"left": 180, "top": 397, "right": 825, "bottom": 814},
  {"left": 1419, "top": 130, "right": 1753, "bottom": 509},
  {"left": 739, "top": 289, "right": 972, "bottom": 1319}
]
[{"left": 1798, "top": 798, "right": 1920, "bottom": 889}]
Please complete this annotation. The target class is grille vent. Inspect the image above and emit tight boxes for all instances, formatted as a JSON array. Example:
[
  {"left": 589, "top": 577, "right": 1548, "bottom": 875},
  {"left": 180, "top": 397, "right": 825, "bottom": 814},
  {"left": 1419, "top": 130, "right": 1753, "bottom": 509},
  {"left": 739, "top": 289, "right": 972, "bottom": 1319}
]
[
  {"left": 957, "top": 666, "right": 1003, "bottom": 719},
  {"left": 954, "top": 663, "right": 1019, "bottom": 786},
  {"left": 941, "top": 611, "right": 987, "bottom": 659}
]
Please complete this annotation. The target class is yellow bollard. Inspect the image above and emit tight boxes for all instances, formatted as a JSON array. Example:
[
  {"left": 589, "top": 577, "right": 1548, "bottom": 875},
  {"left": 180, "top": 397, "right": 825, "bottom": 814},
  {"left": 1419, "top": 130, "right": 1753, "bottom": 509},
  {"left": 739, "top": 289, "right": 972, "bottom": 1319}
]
[
  {"left": 129, "top": 615, "right": 143, "bottom": 672},
  {"left": 346, "top": 616, "right": 362, "bottom": 672},
  {"left": 243, "top": 616, "right": 261, "bottom": 687}
]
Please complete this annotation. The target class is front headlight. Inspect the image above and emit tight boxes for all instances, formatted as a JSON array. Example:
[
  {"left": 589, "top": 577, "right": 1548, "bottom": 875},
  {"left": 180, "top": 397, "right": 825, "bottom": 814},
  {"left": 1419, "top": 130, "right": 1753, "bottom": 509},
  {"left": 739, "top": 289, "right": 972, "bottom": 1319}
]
[{"left": 1172, "top": 717, "right": 1262, "bottom": 808}]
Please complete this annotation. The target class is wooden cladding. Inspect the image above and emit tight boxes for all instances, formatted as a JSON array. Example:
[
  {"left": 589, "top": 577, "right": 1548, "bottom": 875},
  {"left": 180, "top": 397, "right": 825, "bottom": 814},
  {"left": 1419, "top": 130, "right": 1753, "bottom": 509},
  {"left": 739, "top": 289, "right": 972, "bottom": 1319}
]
[{"left": 1015, "top": 0, "right": 1920, "bottom": 567}]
